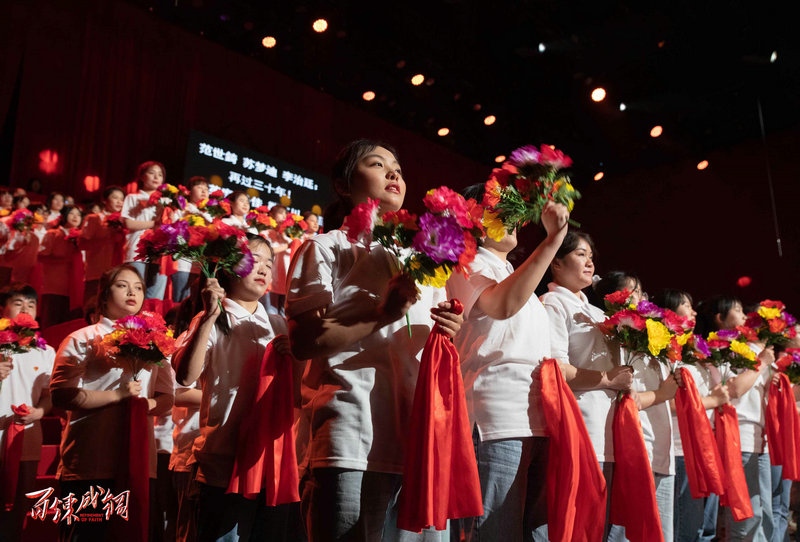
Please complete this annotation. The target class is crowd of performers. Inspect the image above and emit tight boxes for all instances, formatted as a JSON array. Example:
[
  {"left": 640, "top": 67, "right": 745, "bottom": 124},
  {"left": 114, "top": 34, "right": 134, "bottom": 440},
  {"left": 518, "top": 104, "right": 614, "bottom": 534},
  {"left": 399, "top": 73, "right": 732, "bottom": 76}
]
[{"left": 0, "top": 139, "right": 798, "bottom": 542}]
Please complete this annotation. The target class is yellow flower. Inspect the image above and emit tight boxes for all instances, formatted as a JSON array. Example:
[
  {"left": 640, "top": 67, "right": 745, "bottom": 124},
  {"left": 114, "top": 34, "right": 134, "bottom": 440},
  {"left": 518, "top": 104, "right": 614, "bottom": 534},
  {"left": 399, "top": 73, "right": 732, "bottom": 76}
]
[
  {"left": 198, "top": 199, "right": 209, "bottom": 209},
  {"left": 420, "top": 265, "right": 452, "bottom": 289},
  {"left": 708, "top": 331, "right": 720, "bottom": 341},
  {"left": 483, "top": 210, "right": 505, "bottom": 242},
  {"left": 165, "top": 184, "right": 178, "bottom": 194},
  {"left": 167, "top": 329, "right": 174, "bottom": 338},
  {"left": 676, "top": 332, "right": 692, "bottom": 346},
  {"left": 408, "top": 259, "right": 422, "bottom": 270},
  {"left": 292, "top": 214, "right": 304, "bottom": 221},
  {"left": 0, "top": 318, "right": 10, "bottom": 331},
  {"left": 758, "top": 306, "right": 781, "bottom": 320},
  {"left": 280, "top": 195, "right": 292, "bottom": 206},
  {"left": 730, "top": 340, "right": 757, "bottom": 362},
  {"left": 183, "top": 214, "right": 205, "bottom": 226},
  {"left": 646, "top": 319, "right": 672, "bottom": 356}
]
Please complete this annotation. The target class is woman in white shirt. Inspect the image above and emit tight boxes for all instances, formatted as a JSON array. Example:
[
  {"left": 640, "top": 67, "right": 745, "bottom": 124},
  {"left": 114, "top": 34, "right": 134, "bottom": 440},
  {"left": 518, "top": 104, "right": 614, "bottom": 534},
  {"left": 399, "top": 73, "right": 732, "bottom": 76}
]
[
  {"left": 122, "top": 161, "right": 168, "bottom": 302},
  {"left": 445, "top": 181, "right": 569, "bottom": 542},
  {"left": 287, "top": 139, "right": 463, "bottom": 542},
  {"left": 222, "top": 190, "right": 251, "bottom": 229},
  {"left": 540, "top": 235, "right": 635, "bottom": 541},
  {"left": 696, "top": 296, "right": 776, "bottom": 542},
  {"left": 50, "top": 264, "right": 175, "bottom": 541}
]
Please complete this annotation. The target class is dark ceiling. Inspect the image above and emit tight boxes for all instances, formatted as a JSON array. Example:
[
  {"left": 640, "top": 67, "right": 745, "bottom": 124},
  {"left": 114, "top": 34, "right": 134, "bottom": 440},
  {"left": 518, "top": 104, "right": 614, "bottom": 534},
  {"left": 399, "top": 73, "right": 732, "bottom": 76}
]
[{"left": 128, "top": 0, "right": 800, "bottom": 181}]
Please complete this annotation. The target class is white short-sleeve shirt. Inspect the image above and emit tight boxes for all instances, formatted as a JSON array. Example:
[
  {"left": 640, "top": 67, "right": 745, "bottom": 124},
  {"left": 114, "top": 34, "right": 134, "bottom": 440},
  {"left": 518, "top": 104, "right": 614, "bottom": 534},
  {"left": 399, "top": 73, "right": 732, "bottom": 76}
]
[
  {"left": 540, "top": 283, "right": 619, "bottom": 462},
  {"left": 0, "top": 346, "right": 56, "bottom": 461},
  {"left": 50, "top": 318, "right": 175, "bottom": 480},
  {"left": 121, "top": 191, "right": 157, "bottom": 263},
  {"left": 286, "top": 229, "right": 447, "bottom": 474},
  {"left": 630, "top": 352, "right": 675, "bottom": 475},
  {"left": 187, "top": 299, "right": 287, "bottom": 487},
  {"left": 720, "top": 343, "right": 769, "bottom": 454},
  {"left": 446, "top": 247, "right": 551, "bottom": 440}
]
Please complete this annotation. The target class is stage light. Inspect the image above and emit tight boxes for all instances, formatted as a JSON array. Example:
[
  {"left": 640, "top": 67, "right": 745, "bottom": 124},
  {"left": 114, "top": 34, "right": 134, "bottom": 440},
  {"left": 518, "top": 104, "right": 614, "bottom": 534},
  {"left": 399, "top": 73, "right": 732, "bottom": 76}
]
[
  {"left": 697, "top": 160, "right": 709, "bottom": 170},
  {"left": 38, "top": 150, "right": 58, "bottom": 174},
  {"left": 83, "top": 175, "right": 100, "bottom": 192},
  {"left": 125, "top": 181, "right": 138, "bottom": 194},
  {"left": 650, "top": 125, "right": 663, "bottom": 138},
  {"left": 473, "top": 104, "right": 482, "bottom": 111},
  {"left": 594, "top": 172, "right": 604, "bottom": 181},
  {"left": 495, "top": 155, "right": 506, "bottom": 163},
  {"left": 737, "top": 276, "right": 752, "bottom": 288},
  {"left": 312, "top": 19, "right": 328, "bottom": 33},
  {"left": 484, "top": 115, "right": 496, "bottom": 126},
  {"left": 261, "top": 36, "right": 276, "bottom": 48},
  {"left": 362, "top": 91, "right": 376, "bottom": 101},
  {"left": 770, "top": 51, "right": 778, "bottom": 63},
  {"left": 538, "top": 43, "right": 546, "bottom": 53},
  {"left": 411, "top": 74, "right": 425, "bottom": 86},
  {"left": 619, "top": 103, "right": 627, "bottom": 111},
  {"left": 437, "top": 127, "right": 450, "bottom": 136},
  {"left": 591, "top": 87, "right": 606, "bottom": 102}
]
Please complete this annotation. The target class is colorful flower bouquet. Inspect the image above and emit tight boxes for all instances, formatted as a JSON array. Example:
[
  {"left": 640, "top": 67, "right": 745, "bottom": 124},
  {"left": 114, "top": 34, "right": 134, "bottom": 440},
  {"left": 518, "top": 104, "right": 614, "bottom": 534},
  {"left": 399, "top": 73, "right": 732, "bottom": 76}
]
[
  {"left": 99, "top": 311, "right": 176, "bottom": 380},
  {"left": 744, "top": 300, "right": 797, "bottom": 347},
  {"left": 776, "top": 349, "right": 800, "bottom": 385},
  {"left": 600, "top": 289, "right": 694, "bottom": 371},
  {"left": 10, "top": 209, "right": 44, "bottom": 233},
  {"left": 278, "top": 213, "right": 308, "bottom": 240},
  {"left": 342, "top": 187, "right": 483, "bottom": 334},
  {"left": 198, "top": 190, "right": 232, "bottom": 219},
  {"left": 678, "top": 333, "right": 712, "bottom": 365},
  {"left": 482, "top": 144, "right": 581, "bottom": 239},
  {"left": 148, "top": 183, "right": 191, "bottom": 211},
  {"left": 0, "top": 313, "right": 47, "bottom": 391},
  {"left": 705, "top": 329, "right": 760, "bottom": 372},
  {"left": 246, "top": 207, "right": 277, "bottom": 234}
]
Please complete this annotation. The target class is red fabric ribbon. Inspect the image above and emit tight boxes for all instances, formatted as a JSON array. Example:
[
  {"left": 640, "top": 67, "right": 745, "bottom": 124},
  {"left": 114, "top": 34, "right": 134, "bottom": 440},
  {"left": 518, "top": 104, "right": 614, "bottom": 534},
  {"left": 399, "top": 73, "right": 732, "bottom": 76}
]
[
  {"left": 540, "top": 359, "right": 607, "bottom": 542},
  {"left": 397, "top": 299, "right": 483, "bottom": 533},
  {"left": 765, "top": 373, "right": 800, "bottom": 480},
  {"left": 1, "top": 404, "right": 30, "bottom": 511},
  {"left": 609, "top": 393, "right": 664, "bottom": 542},
  {"left": 674, "top": 368, "right": 726, "bottom": 498},
  {"left": 715, "top": 404, "right": 754, "bottom": 521},
  {"left": 226, "top": 339, "right": 300, "bottom": 505},
  {"left": 119, "top": 396, "right": 150, "bottom": 542}
]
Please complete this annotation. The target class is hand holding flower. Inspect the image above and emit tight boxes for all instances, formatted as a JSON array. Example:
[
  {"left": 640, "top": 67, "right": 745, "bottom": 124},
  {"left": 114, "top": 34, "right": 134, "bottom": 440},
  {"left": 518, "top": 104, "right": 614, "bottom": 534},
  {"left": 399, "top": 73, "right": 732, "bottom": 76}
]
[
  {"left": 708, "top": 383, "right": 730, "bottom": 407},
  {"left": 201, "top": 278, "right": 226, "bottom": 322},
  {"left": 378, "top": 273, "right": 419, "bottom": 325},
  {"left": 119, "top": 380, "right": 142, "bottom": 400},
  {"left": 540, "top": 201, "right": 570, "bottom": 239},
  {"left": 605, "top": 365, "right": 633, "bottom": 391}
]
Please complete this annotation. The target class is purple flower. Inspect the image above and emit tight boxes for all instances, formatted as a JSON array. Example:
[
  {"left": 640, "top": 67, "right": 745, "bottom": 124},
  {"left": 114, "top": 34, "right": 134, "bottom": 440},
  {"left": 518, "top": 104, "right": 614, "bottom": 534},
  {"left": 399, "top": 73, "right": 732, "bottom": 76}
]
[
  {"left": 508, "top": 145, "right": 541, "bottom": 168},
  {"left": 233, "top": 248, "right": 254, "bottom": 277},
  {"left": 412, "top": 213, "right": 465, "bottom": 264},
  {"left": 35, "top": 335, "right": 47, "bottom": 349},
  {"left": 177, "top": 196, "right": 187, "bottom": 210},
  {"left": 636, "top": 300, "right": 664, "bottom": 318},
  {"left": 163, "top": 221, "right": 189, "bottom": 247},
  {"left": 786, "top": 313, "right": 797, "bottom": 326},
  {"left": 694, "top": 336, "right": 711, "bottom": 357},
  {"left": 716, "top": 329, "right": 740, "bottom": 341},
  {"left": 118, "top": 315, "right": 146, "bottom": 329}
]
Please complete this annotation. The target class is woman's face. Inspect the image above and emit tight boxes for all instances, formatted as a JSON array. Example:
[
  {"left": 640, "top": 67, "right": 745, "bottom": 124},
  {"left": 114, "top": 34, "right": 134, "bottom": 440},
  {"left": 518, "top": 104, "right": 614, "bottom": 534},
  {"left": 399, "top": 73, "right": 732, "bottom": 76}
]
[
  {"left": 141, "top": 165, "right": 164, "bottom": 191},
  {"left": 674, "top": 295, "right": 697, "bottom": 320},
  {"left": 718, "top": 302, "right": 747, "bottom": 330},
  {"left": 65, "top": 208, "right": 82, "bottom": 228},
  {"left": 232, "top": 194, "right": 250, "bottom": 217},
  {"left": 230, "top": 242, "right": 273, "bottom": 301},
  {"left": 105, "top": 269, "right": 144, "bottom": 320},
  {"left": 305, "top": 213, "right": 319, "bottom": 233},
  {"left": 50, "top": 194, "right": 64, "bottom": 212},
  {"left": 190, "top": 183, "right": 209, "bottom": 204},
  {"left": 348, "top": 146, "right": 405, "bottom": 212},
  {"left": 16, "top": 197, "right": 30, "bottom": 210},
  {"left": 105, "top": 190, "right": 124, "bottom": 213},
  {"left": 626, "top": 278, "right": 645, "bottom": 305},
  {"left": 0, "top": 193, "right": 12, "bottom": 207},
  {"left": 552, "top": 238, "right": 595, "bottom": 292}
]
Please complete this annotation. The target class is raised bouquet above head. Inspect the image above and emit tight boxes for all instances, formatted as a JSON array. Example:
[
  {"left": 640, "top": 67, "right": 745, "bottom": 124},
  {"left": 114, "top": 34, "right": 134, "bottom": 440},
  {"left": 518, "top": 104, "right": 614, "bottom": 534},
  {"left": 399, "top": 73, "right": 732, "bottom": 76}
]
[
  {"left": 744, "top": 300, "right": 797, "bottom": 347},
  {"left": 99, "top": 311, "right": 176, "bottom": 380},
  {"left": 10, "top": 209, "right": 44, "bottom": 233},
  {"left": 342, "top": 186, "right": 484, "bottom": 290},
  {"left": 777, "top": 349, "right": 800, "bottom": 385},
  {"left": 600, "top": 289, "right": 694, "bottom": 371},
  {"left": 278, "top": 213, "right": 308, "bottom": 240},
  {"left": 482, "top": 144, "right": 581, "bottom": 239},
  {"left": 198, "top": 190, "right": 232, "bottom": 219},
  {"left": 704, "top": 328, "right": 760, "bottom": 372},
  {"left": 246, "top": 206, "right": 277, "bottom": 234},
  {"left": 148, "top": 183, "right": 191, "bottom": 211}
]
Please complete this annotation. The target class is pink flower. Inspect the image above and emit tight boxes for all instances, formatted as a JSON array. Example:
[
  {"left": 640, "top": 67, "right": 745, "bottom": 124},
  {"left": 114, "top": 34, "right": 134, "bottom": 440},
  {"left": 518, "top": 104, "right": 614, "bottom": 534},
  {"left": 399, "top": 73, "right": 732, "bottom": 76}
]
[
  {"left": 343, "top": 198, "right": 380, "bottom": 249},
  {"left": 607, "top": 309, "right": 646, "bottom": 331},
  {"left": 0, "top": 330, "right": 20, "bottom": 343},
  {"left": 539, "top": 145, "right": 573, "bottom": 169}
]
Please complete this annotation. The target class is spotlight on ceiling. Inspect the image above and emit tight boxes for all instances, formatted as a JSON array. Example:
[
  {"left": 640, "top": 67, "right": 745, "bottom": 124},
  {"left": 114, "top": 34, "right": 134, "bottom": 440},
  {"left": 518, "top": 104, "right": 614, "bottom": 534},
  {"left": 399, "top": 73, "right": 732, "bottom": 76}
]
[
  {"left": 484, "top": 115, "right": 496, "bottom": 126},
  {"left": 591, "top": 87, "right": 606, "bottom": 102},
  {"left": 619, "top": 103, "right": 627, "bottom": 111},
  {"left": 770, "top": 51, "right": 778, "bottom": 63},
  {"left": 312, "top": 19, "right": 328, "bottom": 33},
  {"left": 495, "top": 155, "right": 506, "bottom": 163},
  {"left": 411, "top": 74, "right": 425, "bottom": 86},
  {"left": 594, "top": 172, "right": 604, "bottom": 181},
  {"left": 697, "top": 160, "right": 709, "bottom": 170},
  {"left": 261, "top": 36, "right": 276, "bottom": 48},
  {"left": 362, "top": 91, "right": 376, "bottom": 101},
  {"left": 538, "top": 43, "right": 546, "bottom": 53},
  {"left": 650, "top": 125, "right": 663, "bottom": 138},
  {"left": 437, "top": 127, "right": 450, "bottom": 137}
]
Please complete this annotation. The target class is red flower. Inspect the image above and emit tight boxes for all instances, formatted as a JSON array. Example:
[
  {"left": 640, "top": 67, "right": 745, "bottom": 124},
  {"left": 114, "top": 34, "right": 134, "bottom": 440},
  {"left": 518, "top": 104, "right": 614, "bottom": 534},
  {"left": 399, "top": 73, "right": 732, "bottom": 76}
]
[
  {"left": 514, "top": 177, "right": 532, "bottom": 197},
  {"left": 777, "top": 353, "right": 793, "bottom": 372},
  {"left": 220, "top": 200, "right": 232, "bottom": 215},
  {"left": 12, "top": 313, "right": 39, "bottom": 329},
  {"left": 214, "top": 220, "right": 239, "bottom": 240},
  {"left": 607, "top": 309, "right": 646, "bottom": 331},
  {"left": 382, "top": 209, "right": 419, "bottom": 230},
  {"left": 210, "top": 190, "right": 224, "bottom": 199},
  {"left": 17, "top": 335, "right": 33, "bottom": 347},
  {"left": 604, "top": 289, "right": 632, "bottom": 306},
  {"left": 458, "top": 231, "right": 477, "bottom": 272},
  {"left": 148, "top": 191, "right": 163, "bottom": 206},
  {"left": 539, "top": 145, "right": 573, "bottom": 169},
  {"left": 745, "top": 312, "right": 762, "bottom": 329},
  {"left": 298, "top": 220, "right": 308, "bottom": 231},
  {"left": 0, "top": 330, "right": 21, "bottom": 343},
  {"left": 736, "top": 325, "right": 758, "bottom": 342},
  {"left": 667, "top": 336, "right": 682, "bottom": 362},
  {"left": 464, "top": 198, "right": 485, "bottom": 232},
  {"left": 483, "top": 179, "right": 502, "bottom": 208},
  {"left": 761, "top": 299, "right": 786, "bottom": 310},
  {"left": 707, "top": 339, "right": 729, "bottom": 349},
  {"left": 187, "top": 226, "right": 207, "bottom": 247},
  {"left": 490, "top": 163, "right": 518, "bottom": 187},
  {"left": 769, "top": 319, "right": 787, "bottom": 333},
  {"left": 663, "top": 310, "right": 691, "bottom": 333}
]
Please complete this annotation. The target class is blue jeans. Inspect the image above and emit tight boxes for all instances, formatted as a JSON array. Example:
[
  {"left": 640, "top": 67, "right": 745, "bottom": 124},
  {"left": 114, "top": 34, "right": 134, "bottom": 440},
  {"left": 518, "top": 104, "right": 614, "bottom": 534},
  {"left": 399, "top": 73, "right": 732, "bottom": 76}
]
[
  {"left": 302, "top": 468, "right": 448, "bottom": 542},
  {"left": 171, "top": 271, "right": 192, "bottom": 303},
  {"left": 464, "top": 431, "right": 548, "bottom": 542},
  {"left": 771, "top": 464, "right": 791, "bottom": 542},
  {"left": 674, "top": 455, "right": 719, "bottom": 542},
  {"left": 724, "top": 452, "right": 774, "bottom": 542},
  {"left": 196, "top": 483, "right": 297, "bottom": 542},
  {"left": 129, "top": 261, "right": 167, "bottom": 300}
]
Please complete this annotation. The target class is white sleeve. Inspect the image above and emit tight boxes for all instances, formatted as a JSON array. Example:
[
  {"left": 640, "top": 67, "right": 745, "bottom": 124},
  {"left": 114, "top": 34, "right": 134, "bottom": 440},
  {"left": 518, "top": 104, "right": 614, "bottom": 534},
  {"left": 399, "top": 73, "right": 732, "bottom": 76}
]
[
  {"left": 445, "top": 268, "right": 496, "bottom": 321},
  {"left": 121, "top": 193, "right": 139, "bottom": 220},
  {"left": 285, "top": 238, "right": 335, "bottom": 318},
  {"left": 542, "top": 296, "right": 571, "bottom": 363}
]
